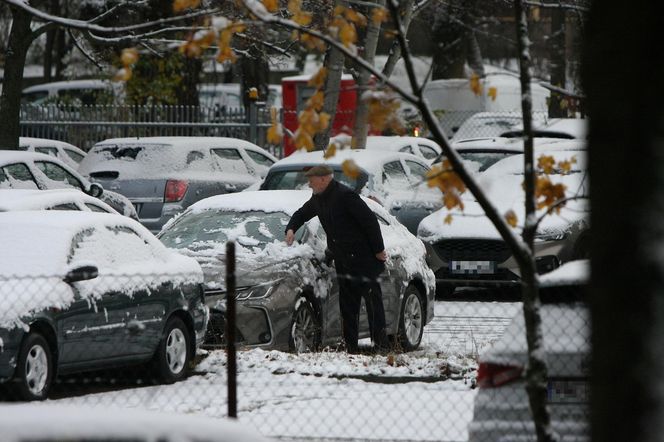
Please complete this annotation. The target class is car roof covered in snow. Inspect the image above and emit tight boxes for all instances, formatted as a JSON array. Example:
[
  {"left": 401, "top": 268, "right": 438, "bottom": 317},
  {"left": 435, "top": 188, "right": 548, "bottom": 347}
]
[{"left": 0, "top": 189, "right": 115, "bottom": 213}]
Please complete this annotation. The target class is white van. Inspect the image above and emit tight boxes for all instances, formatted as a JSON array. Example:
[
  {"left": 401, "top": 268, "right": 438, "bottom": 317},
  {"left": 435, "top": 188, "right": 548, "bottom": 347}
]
[
  {"left": 21, "top": 79, "right": 121, "bottom": 105},
  {"left": 423, "top": 74, "right": 550, "bottom": 137}
]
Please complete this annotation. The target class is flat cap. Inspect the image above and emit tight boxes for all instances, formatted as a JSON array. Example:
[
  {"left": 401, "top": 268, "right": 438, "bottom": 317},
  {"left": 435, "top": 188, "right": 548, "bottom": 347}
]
[{"left": 304, "top": 165, "right": 334, "bottom": 177}]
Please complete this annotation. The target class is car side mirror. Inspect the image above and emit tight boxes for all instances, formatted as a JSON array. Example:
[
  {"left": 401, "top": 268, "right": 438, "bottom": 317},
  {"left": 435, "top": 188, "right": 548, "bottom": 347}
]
[
  {"left": 64, "top": 265, "right": 99, "bottom": 284},
  {"left": 88, "top": 182, "right": 104, "bottom": 198}
]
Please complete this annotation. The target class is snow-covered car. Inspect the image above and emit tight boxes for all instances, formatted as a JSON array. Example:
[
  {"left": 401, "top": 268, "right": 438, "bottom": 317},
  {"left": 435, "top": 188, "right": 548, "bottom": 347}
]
[
  {"left": 0, "top": 404, "right": 269, "bottom": 442},
  {"left": 449, "top": 137, "right": 587, "bottom": 173},
  {"left": 501, "top": 117, "right": 588, "bottom": 140},
  {"left": 259, "top": 149, "right": 442, "bottom": 234},
  {"left": 17, "top": 137, "right": 86, "bottom": 169},
  {"left": 78, "top": 137, "right": 277, "bottom": 233},
  {"left": 417, "top": 150, "right": 589, "bottom": 296},
  {"left": 158, "top": 190, "right": 436, "bottom": 352},
  {"left": 0, "top": 188, "right": 117, "bottom": 213},
  {"left": 468, "top": 259, "right": 589, "bottom": 442},
  {"left": 331, "top": 135, "right": 442, "bottom": 164},
  {"left": 0, "top": 211, "right": 207, "bottom": 401},
  {"left": 0, "top": 151, "right": 138, "bottom": 219},
  {"left": 450, "top": 111, "right": 548, "bottom": 142}
]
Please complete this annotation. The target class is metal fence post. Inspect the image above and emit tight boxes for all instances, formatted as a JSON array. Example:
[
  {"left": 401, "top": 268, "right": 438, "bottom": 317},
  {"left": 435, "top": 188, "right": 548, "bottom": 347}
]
[
  {"left": 249, "top": 99, "right": 258, "bottom": 145},
  {"left": 226, "top": 240, "right": 237, "bottom": 418}
]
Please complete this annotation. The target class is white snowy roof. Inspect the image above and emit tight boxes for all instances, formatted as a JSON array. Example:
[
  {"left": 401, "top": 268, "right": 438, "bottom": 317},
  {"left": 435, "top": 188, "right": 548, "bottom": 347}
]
[
  {"left": 272, "top": 149, "right": 424, "bottom": 175},
  {"left": 21, "top": 79, "right": 112, "bottom": 93},
  {"left": 451, "top": 137, "right": 586, "bottom": 152},
  {"left": 187, "top": 189, "right": 312, "bottom": 216},
  {"left": 0, "top": 150, "right": 64, "bottom": 165},
  {"left": 0, "top": 189, "right": 115, "bottom": 213},
  {"left": 94, "top": 136, "right": 272, "bottom": 154},
  {"left": 19, "top": 137, "right": 84, "bottom": 154}
]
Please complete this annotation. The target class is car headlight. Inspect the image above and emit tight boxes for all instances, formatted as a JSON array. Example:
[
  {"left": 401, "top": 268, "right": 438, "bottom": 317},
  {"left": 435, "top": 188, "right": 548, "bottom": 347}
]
[{"left": 236, "top": 282, "right": 277, "bottom": 300}]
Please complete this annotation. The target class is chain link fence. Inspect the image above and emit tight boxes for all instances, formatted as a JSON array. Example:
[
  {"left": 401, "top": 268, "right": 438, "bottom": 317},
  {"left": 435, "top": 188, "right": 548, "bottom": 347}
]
[{"left": 0, "top": 266, "right": 589, "bottom": 441}]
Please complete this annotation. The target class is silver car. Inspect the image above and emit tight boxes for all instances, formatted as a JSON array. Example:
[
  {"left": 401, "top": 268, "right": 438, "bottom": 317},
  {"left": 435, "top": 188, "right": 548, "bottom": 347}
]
[
  {"left": 78, "top": 137, "right": 277, "bottom": 233},
  {"left": 260, "top": 149, "right": 442, "bottom": 234},
  {"left": 468, "top": 260, "right": 589, "bottom": 441},
  {"left": 158, "top": 190, "right": 436, "bottom": 352}
]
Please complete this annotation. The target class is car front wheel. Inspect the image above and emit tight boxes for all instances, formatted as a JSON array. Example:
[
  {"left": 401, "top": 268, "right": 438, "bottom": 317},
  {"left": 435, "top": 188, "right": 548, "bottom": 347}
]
[
  {"left": 13, "top": 332, "right": 52, "bottom": 401},
  {"left": 153, "top": 316, "right": 191, "bottom": 383},
  {"left": 398, "top": 285, "right": 425, "bottom": 351},
  {"left": 289, "top": 297, "right": 321, "bottom": 353}
]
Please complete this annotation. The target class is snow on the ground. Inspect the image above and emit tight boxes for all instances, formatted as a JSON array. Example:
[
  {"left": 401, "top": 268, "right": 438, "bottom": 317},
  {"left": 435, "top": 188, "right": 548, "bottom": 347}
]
[{"left": 47, "top": 301, "right": 520, "bottom": 441}]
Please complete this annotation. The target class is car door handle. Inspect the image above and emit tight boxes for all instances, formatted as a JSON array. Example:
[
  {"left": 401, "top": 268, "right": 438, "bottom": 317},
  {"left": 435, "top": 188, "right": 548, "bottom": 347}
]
[
  {"left": 126, "top": 320, "right": 146, "bottom": 334},
  {"left": 225, "top": 184, "right": 237, "bottom": 192}
]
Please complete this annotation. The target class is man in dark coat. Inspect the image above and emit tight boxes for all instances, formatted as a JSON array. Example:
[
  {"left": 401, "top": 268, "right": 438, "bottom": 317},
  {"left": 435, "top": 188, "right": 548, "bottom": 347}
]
[{"left": 285, "top": 165, "right": 389, "bottom": 353}]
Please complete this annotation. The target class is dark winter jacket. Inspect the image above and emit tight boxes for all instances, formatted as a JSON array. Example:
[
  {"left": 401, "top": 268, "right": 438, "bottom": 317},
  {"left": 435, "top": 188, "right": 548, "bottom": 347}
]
[{"left": 286, "top": 180, "right": 385, "bottom": 278}]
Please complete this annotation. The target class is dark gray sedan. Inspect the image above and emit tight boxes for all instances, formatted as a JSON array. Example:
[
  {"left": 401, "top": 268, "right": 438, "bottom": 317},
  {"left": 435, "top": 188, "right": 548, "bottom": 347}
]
[
  {"left": 0, "top": 211, "right": 207, "bottom": 401},
  {"left": 158, "top": 190, "right": 436, "bottom": 353},
  {"left": 78, "top": 137, "right": 277, "bottom": 233}
]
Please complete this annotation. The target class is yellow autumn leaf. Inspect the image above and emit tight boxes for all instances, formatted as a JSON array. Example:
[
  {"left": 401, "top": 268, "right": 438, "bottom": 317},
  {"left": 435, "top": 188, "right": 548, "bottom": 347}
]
[
  {"left": 334, "top": 5, "right": 345, "bottom": 16},
  {"left": 262, "top": 0, "right": 279, "bottom": 12},
  {"left": 537, "top": 155, "right": 556, "bottom": 174},
  {"left": 324, "top": 143, "right": 337, "bottom": 159},
  {"left": 531, "top": 6, "right": 540, "bottom": 21},
  {"left": 487, "top": 87, "right": 497, "bottom": 101},
  {"left": 371, "top": 7, "right": 388, "bottom": 25},
  {"left": 341, "top": 159, "right": 361, "bottom": 179},
  {"left": 505, "top": 210, "right": 518, "bottom": 228},
  {"left": 267, "top": 123, "right": 283, "bottom": 145},
  {"left": 318, "top": 112, "right": 331, "bottom": 131},
  {"left": 307, "top": 91, "right": 325, "bottom": 111},
  {"left": 173, "top": 0, "right": 200, "bottom": 13},
  {"left": 344, "top": 8, "right": 367, "bottom": 27},
  {"left": 308, "top": 67, "right": 328, "bottom": 89},
  {"left": 339, "top": 21, "right": 357, "bottom": 47},
  {"left": 294, "top": 130, "right": 314, "bottom": 151},
  {"left": 470, "top": 74, "right": 482, "bottom": 96},
  {"left": 444, "top": 214, "right": 453, "bottom": 225},
  {"left": 120, "top": 48, "right": 139, "bottom": 67},
  {"left": 293, "top": 12, "right": 312, "bottom": 26},
  {"left": 113, "top": 67, "right": 132, "bottom": 82}
]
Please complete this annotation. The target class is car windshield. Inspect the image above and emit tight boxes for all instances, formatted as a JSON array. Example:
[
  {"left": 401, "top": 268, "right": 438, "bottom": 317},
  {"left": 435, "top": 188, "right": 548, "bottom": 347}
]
[
  {"left": 262, "top": 169, "right": 363, "bottom": 191},
  {"left": 459, "top": 151, "right": 518, "bottom": 172},
  {"left": 160, "top": 210, "right": 290, "bottom": 251}
]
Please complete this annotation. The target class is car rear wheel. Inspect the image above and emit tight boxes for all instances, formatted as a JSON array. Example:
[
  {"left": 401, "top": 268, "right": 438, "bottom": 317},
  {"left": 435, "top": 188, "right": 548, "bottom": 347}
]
[
  {"left": 12, "top": 333, "right": 52, "bottom": 401},
  {"left": 289, "top": 297, "right": 321, "bottom": 353},
  {"left": 153, "top": 316, "right": 191, "bottom": 383},
  {"left": 398, "top": 285, "right": 425, "bottom": 351}
]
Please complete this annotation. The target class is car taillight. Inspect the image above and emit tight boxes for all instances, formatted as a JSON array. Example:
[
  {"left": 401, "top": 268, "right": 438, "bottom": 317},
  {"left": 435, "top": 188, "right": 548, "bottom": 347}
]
[
  {"left": 476, "top": 362, "right": 523, "bottom": 388},
  {"left": 164, "top": 179, "right": 188, "bottom": 202}
]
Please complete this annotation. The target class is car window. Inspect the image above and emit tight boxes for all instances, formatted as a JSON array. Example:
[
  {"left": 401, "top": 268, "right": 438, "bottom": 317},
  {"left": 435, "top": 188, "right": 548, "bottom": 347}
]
[
  {"left": 0, "top": 164, "right": 39, "bottom": 189},
  {"left": 404, "top": 160, "right": 430, "bottom": 182},
  {"left": 246, "top": 150, "right": 275, "bottom": 167},
  {"left": 418, "top": 144, "right": 439, "bottom": 160},
  {"left": 35, "top": 161, "right": 84, "bottom": 189},
  {"left": 85, "top": 203, "right": 111, "bottom": 213},
  {"left": 211, "top": 148, "right": 250, "bottom": 174},
  {"left": 0, "top": 163, "right": 40, "bottom": 189},
  {"left": 399, "top": 146, "right": 415, "bottom": 155},
  {"left": 35, "top": 147, "right": 59, "bottom": 158},
  {"left": 49, "top": 203, "right": 80, "bottom": 211},
  {"left": 382, "top": 161, "right": 409, "bottom": 186},
  {"left": 262, "top": 169, "right": 362, "bottom": 191},
  {"left": 64, "top": 148, "right": 85, "bottom": 163}
]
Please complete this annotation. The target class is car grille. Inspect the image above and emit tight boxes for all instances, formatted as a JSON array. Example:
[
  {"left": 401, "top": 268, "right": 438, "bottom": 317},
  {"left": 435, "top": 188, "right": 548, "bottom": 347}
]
[{"left": 433, "top": 238, "right": 512, "bottom": 263}]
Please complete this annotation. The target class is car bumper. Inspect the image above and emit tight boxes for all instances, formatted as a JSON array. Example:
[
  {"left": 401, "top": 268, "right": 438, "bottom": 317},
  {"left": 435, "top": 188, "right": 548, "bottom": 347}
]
[
  {"left": 0, "top": 328, "right": 24, "bottom": 382},
  {"left": 468, "top": 380, "right": 589, "bottom": 442},
  {"left": 425, "top": 238, "right": 569, "bottom": 287}
]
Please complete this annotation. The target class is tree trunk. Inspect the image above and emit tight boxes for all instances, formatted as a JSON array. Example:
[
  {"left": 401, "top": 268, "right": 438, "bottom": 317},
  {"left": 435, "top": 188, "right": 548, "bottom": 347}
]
[
  {"left": 584, "top": 2, "right": 664, "bottom": 441},
  {"left": 313, "top": 45, "right": 344, "bottom": 150},
  {"left": 0, "top": 7, "right": 32, "bottom": 150},
  {"left": 351, "top": 0, "right": 384, "bottom": 149},
  {"left": 547, "top": 8, "right": 566, "bottom": 118},
  {"left": 381, "top": 0, "right": 415, "bottom": 79},
  {"left": 514, "top": 0, "right": 555, "bottom": 441}
]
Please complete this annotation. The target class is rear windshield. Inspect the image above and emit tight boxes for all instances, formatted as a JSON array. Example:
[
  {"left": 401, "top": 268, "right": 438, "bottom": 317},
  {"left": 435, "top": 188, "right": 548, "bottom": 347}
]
[
  {"left": 262, "top": 168, "right": 365, "bottom": 191},
  {"left": 80, "top": 144, "right": 212, "bottom": 176}
]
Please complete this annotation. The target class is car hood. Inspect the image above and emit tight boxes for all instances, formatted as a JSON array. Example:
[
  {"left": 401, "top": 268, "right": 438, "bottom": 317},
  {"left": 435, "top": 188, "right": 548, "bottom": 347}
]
[{"left": 174, "top": 242, "right": 318, "bottom": 290}]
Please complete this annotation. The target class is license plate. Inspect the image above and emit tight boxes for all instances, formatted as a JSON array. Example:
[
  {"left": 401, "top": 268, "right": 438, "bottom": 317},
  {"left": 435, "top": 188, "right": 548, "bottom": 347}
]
[
  {"left": 449, "top": 260, "right": 495, "bottom": 274},
  {"left": 547, "top": 380, "right": 588, "bottom": 404}
]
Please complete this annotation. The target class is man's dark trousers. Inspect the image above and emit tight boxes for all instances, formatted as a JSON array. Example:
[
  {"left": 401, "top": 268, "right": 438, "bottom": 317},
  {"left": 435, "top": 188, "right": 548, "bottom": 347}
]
[{"left": 337, "top": 270, "right": 387, "bottom": 352}]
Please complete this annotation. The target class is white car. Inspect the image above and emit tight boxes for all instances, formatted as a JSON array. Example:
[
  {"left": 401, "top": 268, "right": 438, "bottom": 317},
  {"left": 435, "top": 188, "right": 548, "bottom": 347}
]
[
  {"left": 0, "top": 151, "right": 138, "bottom": 219},
  {"left": 0, "top": 188, "right": 117, "bottom": 213},
  {"left": 450, "top": 111, "right": 548, "bottom": 142},
  {"left": 17, "top": 137, "right": 86, "bottom": 169},
  {"left": 260, "top": 149, "right": 442, "bottom": 234},
  {"left": 0, "top": 404, "right": 269, "bottom": 441},
  {"left": 418, "top": 150, "right": 589, "bottom": 296},
  {"left": 331, "top": 135, "right": 442, "bottom": 164},
  {"left": 468, "top": 259, "right": 589, "bottom": 442}
]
